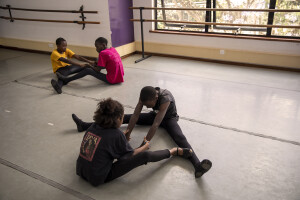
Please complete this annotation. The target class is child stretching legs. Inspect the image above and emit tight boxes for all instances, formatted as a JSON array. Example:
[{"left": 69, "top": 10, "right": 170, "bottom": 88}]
[
  {"left": 75, "top": 98, "right": 193, "bottom": 186},
  {"left": 56, "top": 37, "right": 124, "bottom": 87}
]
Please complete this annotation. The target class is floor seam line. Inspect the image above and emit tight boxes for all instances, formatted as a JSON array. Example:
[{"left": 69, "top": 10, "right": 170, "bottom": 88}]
[
  {"left": 0, "top": 55, "right": 24, "bottom": 61},
  {"left": 124, "top": 66, "right": 300, "bottom": 93},
  {"left": 180, "top": 116, "right": 300, "bottom": 146},
  {"left": 13, "top": 80, "right": 300, "bottom": 147},
  {"left": 0, "top": 158, "right": 96, "bottom": 200},
  {"left": 13, "top": 68, "right": 52, "bottom": 81}
]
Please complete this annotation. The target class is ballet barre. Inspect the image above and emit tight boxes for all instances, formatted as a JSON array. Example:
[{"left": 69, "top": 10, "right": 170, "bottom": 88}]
[{"left": 0, "top": 5, "right": 100, "bottom": 29}]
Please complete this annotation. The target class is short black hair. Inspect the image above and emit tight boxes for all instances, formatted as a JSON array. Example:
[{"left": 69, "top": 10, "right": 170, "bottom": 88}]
[
  {"left": 93, "top": 98, "right": 124, "bottom": 129},
  {"left": 140, "top": 86, "right": 157, "bottom": 102},
  {"left": 95, "top": 37, "right": 108, "bottom": 45},
  {"left": 56, "top": 37, "right": 66, "bottom": 45}
]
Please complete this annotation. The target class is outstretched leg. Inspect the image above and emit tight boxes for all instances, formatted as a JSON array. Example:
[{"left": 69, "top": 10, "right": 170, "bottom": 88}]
[
  {"left": 57, "top": 68, "right": 109, "bottom": 84},
  {"left": 161, "top": 119, "right": 211, "bottom": 178},
  {"left": 56, "top": 65, "right": 85, "bottom": 88},
  {"left": 51, "top": 65, "right": 85, "bottom": 94},
  {"left": 105, "top": 150, "right": 170, "bottom": 182},
  {"left": 104, "top": 147, "right": 194, "bottom": 183},
  {"left": 72, "top": 114, "right": 93, "bottom": 132},
  {"left": 123, "top": 112, "right": 156, "bottom": 125},
  {"left": 161, "top": 119, "right": 200, "bottom": 166}
]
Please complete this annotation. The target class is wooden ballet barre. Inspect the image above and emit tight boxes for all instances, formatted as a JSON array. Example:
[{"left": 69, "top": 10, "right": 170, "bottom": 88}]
[
  {"left": 130, "top": 19, "right": 300, "bottom": 29},
  {"left": 0, "top": 16, "right": 100, "bottom": 24},
  {"left": 129, "top": 7, "right": 300, "bottom": 12},
  {"left": 0, "top": 5, "right": 98, "bottom": 29},
  {"left": 0, "top": 6, "right": 98, "bottom": 13}
]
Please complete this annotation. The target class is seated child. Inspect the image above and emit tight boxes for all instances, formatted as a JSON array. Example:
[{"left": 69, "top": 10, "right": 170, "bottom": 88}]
[
  {"left": 56, "top": 37, "right": 124, "bottom": 87},
  {"left": 76, "top": 98, "right": 193, "bottom": 186},
  {"left": 50, "top": 37, "right": 94, "bottom": 94}
]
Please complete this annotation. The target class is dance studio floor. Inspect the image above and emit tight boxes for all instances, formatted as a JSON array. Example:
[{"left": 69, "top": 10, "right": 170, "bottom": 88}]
[{"left": 0, "top": 48, "right": 300, "bottom": 200}]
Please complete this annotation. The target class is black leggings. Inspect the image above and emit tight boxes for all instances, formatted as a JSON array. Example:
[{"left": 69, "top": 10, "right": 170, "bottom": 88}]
[
  {"left": 104, "top": 149, "right": 170, "bottom": 183},
  {"left": 123, "top": 113, "right": 200, "bottom": 168},
  {"left": 61, "top": 68, "right": 110, "bottom": 84},
  {"left": 79, "top": 113, "right": 200, "bottom": 169},
  {"left": 56, "top": 65, "right": 85, "bottom": 88}
]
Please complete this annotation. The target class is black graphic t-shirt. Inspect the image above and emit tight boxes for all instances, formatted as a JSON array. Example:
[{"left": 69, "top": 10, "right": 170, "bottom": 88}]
[
  {"left": 76, "top": 123, "right": 133, "bottom": 186},
  {"left": 152, "top": 87, "right": 179, "bottom": 120}
]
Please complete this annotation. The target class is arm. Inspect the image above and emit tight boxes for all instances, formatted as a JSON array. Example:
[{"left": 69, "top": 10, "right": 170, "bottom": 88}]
[
  {"left": 58, "top": 57, "right": 86, "bottom": 67},
  {"left": 145, "top": 101, "right": 170, "bottom": 141},
  {"left": 73, "top": 54, "right": 96, "bottom": 66},
  {"left": 86, "top": 55, "right": 106, "bottom": 72},
  {"left": 124, "top": 100, "right": 143, "bottom": 140},
  {"left": 88, "top": 65, "right": 106, "bottom": 73}
]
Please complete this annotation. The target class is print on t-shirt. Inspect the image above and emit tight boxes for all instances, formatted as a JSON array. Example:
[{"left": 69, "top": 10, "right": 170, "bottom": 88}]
[{"left": 80, "top": 132, "right": 101, "bottom": 161}]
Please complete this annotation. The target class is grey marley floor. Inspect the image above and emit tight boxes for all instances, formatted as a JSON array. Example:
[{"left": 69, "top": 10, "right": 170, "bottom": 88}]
[{"left": 0, "top": 48, "right": 300, "bottom": 200}]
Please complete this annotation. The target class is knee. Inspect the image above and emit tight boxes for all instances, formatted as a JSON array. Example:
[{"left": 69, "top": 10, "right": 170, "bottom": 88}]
[
  {"left": 172, "top": 133, "right": 187, "bottom": 143},
  {"left": 173, "top": 134, "right": 190, "bottom": 148}
]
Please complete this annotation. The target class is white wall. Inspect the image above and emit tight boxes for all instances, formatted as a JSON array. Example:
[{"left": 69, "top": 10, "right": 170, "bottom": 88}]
[
  {"left": 0, "top": 0, "right": 111, "bottom": 47},
  {"left": 132, "top": 1, "right": 300, "bottom": 56}
]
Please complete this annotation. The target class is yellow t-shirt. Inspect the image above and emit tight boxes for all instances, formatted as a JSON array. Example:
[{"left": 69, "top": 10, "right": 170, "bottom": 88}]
[{"left": 51, "top": 48, "right": 75, "bottom": 73}]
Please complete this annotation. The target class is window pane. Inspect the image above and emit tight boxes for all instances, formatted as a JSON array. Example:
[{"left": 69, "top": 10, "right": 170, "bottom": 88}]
[
  {"left": 272, "top": 0, "right": 300, "bottom": 37},
  {"left": 213, "top": 0, "right": 269, "bottom": 35},
  {"left": 155, "top": 0, "right": 299, "bottom": 39},
  {"left": 156, "top": 0, "right": 206, "bottom": 32}
]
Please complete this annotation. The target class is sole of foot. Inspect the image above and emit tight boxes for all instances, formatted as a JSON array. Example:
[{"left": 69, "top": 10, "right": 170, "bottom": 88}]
[{"left": 51, "top": 79, "right": 62, "bottom": 94}]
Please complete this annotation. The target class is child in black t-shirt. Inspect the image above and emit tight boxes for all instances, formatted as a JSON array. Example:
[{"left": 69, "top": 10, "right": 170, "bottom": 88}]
[
  {"left": 76, "top": 98, "right": 193, "bottom": 186},
  {"left": 123, "top": 86, "right": 212, "bottom": 178}
]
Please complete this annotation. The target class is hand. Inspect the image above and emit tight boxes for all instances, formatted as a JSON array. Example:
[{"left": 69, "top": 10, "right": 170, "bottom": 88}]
[
  {"left": 140, "top": 137, "right": 150, "bottom": 150},
  {"left": 87, "top": 61, "right": 96, "bottom": 66},
  {"left": 84, "top": 63, "right": 93, "bottom": 68},
  {"left": 124, "top": 130, "right": 131, "bottom": 141},
  {"left": 79, "top": 63, "right": 87, "bottom": 68},
  {"left": 141, "top": 137, "right": 150, "bottom": 150}
]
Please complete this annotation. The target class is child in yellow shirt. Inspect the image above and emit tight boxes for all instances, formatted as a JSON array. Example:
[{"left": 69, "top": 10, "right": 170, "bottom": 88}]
[{"left": 50, "top": 37, "right": 95, "bottom": 94}]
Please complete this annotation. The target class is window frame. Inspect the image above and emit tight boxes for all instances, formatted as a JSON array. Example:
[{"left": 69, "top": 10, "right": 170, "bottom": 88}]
[{"left": 155, "top": 0, "right": 300, "bottom": 40}]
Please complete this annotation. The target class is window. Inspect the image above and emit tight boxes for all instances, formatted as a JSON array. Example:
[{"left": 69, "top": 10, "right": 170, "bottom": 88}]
[
  {"left": 156, "top": 0, "right": 207, "bottom": 32},
  {"left": 155, "top": 0, "right": 300, "bottom": 39},
  {"left": 213, "top": 0, "right": 269, "bottom": 36},
  {"left": 273, "top": 0, "right": 300, "bottom": 36}
]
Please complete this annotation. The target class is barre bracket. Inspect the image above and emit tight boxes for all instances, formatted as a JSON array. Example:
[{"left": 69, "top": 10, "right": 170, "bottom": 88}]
[
  {"left": 6, "top": 5, "right": 14, "bottom": 22},
  {"left": 79, "top": 5, "right": 86, "bottom": 30}
]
